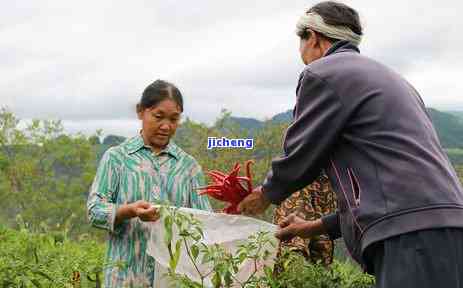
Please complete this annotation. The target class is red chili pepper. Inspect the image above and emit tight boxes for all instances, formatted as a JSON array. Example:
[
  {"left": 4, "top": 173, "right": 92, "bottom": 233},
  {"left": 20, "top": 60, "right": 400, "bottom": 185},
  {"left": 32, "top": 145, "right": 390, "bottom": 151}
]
[{"left": 197, "top": 160, "right": 254, "bottom": 214}]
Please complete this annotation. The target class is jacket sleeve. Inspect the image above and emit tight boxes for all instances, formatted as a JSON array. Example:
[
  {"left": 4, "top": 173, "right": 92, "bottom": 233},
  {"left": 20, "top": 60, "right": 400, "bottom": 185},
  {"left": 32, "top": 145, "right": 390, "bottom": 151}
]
[
  {"left": 87, "top": 148, "right": 124, "bottom": 234},
  {"left": 321, "top": 212, "right": 342, "bottom": 240},
  {"left": 262, "top": 70, "right": 349, "bottom": 204}
]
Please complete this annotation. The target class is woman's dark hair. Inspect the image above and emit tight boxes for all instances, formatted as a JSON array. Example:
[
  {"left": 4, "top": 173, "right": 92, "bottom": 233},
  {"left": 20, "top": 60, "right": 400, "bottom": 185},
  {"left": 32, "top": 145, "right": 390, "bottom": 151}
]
[
  {"left": 300, "top": 1, "right": 363, "bottom": 42},
  {"left": 137, "top": 80, "right": 184, "bottom": 113}
]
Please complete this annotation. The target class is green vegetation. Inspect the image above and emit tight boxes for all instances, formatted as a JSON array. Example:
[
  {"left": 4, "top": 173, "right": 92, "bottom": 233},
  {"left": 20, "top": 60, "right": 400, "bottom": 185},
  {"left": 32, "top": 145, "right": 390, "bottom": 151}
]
[
  {"left": 0, "top": 108, "right": 99, "bottom": 237},
  {"left": 446, "top": 148, "right": 463, "bottom": 166},
  {"left": 427, "top": 108, "right": 463, "bottom": 149},
  {"left": 0, "top": 206, "right": 372, "bottom": 287},
  {"left": 160, "top": 206, "right": 374, "bottom": 288},
  {"left": 447, "top": 111, "right": 463, "bottom": 122},
  {"left": 2, "top": 106, "right": 463, "bottom": 287},
  {"left": 0, "top": 223, "right": 111, "bottom": 287},
  {"left": 0, "top": 211, "right": 373, "bottom": 288}
]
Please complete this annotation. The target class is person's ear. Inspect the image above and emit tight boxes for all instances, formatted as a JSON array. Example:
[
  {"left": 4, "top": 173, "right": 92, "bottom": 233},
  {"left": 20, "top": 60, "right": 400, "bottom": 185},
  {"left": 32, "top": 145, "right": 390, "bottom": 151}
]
[
  {"left": 307, "top": 30, "right": 318, "bottom": 47},
  {"left": 310, "top": 30, "right": 323, "bottom": 49}
]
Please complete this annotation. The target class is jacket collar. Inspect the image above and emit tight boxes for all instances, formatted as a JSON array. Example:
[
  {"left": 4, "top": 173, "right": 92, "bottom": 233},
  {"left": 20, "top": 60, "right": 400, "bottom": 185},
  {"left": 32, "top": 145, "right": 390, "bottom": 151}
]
[
  {"left": 324, "top": 40, "right": 360, "bottom": 57},
  {"left": 126, "top": 134, "right": 179, "bottom": 159}
]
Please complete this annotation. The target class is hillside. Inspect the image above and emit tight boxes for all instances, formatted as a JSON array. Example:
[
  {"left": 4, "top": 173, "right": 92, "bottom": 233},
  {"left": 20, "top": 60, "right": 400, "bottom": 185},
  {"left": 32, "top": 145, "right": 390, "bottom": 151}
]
[
  {"left": 427, "top": 109, "right": 463, "bottom": 149},
  {"left": 228, "top": 108, "right": 463, "bottom": 149},
  {"left": 447, "top": 111, "right": 463, "bottom": 121},
  {"left": 100, "top": 108, "right": 463, "bottom": 150},
  {"left": 99, "top": 108, "right": 463, "bottom": 165}
]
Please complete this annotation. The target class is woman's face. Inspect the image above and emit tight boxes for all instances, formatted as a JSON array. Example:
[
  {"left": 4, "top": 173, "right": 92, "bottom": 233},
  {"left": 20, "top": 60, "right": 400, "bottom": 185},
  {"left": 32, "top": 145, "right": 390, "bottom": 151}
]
[{"left": 137, "top": 99, "right": 181, "bottom": 152}]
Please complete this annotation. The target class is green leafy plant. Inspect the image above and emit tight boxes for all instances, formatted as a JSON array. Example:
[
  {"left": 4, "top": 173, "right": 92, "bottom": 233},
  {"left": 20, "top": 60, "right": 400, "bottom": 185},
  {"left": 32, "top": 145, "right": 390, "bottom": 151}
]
[
  {"left": 158, "top": 207, "right": 374, "bottom": 288},
  {"left": 0, "top": 107, "right": 99, "bottom": 238},
  {"left": 265, "top": 249, "right": 374, "bottom": 288},
  {"left": 159, "top": 206, "right": 276, "bottom": 288},
  {"left": 0, "top": 108, "right": 377, "bottom": 287},
  {"left": 0, "top": 222, "right": 120, "bottom": 287}
]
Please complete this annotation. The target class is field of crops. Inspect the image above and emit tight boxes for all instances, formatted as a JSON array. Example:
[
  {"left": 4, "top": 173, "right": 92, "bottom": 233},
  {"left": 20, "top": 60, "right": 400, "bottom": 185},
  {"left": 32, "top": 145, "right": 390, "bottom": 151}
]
[
  {"left": 0, "top": 213, "right": 374, "bottom": 288},
  {"left": 8, "top": 108, "right": 463, "bottom": 287}
]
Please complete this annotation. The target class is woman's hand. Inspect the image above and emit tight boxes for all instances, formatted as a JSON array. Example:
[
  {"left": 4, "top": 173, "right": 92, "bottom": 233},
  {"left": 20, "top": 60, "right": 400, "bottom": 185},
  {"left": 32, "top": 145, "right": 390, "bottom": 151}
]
[
  {"left": 275, "top": 213, "right": 325, "bottom": 241},
  {"left": 115, "top": 201, "right": 160, "bottom": 224},
  {"left": 130, "top": 200, "right": 160, "bottom": 222}
]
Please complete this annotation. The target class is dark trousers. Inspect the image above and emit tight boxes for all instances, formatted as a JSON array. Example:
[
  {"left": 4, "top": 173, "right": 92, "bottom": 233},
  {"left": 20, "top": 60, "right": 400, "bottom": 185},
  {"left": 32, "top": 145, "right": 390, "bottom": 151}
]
[{"left": 364, "top": 228, "right": 463, "bottom": 288}]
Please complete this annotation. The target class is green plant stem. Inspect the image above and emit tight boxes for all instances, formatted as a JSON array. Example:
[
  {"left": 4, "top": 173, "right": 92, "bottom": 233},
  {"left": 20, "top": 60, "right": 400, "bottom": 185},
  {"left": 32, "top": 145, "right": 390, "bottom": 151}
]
[
  {"left": 231, "top": 274, "right": 244, "bottom": 287},
  {"left": 203, "top": 268, "right": 214, "bottom": 279},
  {"left": 242, "top": 239, "right": 266, "bottom": 287},
  {"left": 183, "top": 237, "right": 205, "bottom": 287}
]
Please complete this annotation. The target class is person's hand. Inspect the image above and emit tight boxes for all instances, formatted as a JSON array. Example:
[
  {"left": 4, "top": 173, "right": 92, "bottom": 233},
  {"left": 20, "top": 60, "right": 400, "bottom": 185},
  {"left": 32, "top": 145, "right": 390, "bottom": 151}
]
[
  {"left": 130, "top": 200, "right": 160, "bottom": 222},
  {"left": 275, "top": 213, "right": 325, "bottom": 241},
  {"left": 238, "top": 186, "right": 271, "bottom": 215}
]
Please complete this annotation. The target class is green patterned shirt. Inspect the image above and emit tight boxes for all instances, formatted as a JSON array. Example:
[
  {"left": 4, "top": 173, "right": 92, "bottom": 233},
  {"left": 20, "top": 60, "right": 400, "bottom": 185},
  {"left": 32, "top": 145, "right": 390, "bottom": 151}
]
[{"left": 87, "top": 135, "right": 211, "bottom": 287}]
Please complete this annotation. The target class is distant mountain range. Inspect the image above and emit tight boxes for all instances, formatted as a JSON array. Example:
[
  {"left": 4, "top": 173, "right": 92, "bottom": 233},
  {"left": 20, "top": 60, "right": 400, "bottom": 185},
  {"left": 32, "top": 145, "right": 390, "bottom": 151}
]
[
  {"left": 427, "top": 109, "right": 463, "bottom": 149},
  {"left": 447, "top": 111, "right": 463, "bottom": 121},
  {"left": 229, "top": 108, "right": 463, "bottom": 149}
]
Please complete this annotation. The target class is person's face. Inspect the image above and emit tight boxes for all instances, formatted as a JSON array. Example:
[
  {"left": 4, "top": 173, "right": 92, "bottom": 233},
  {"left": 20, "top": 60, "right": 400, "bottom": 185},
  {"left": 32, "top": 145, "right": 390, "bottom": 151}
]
[
  {"left": 299, "top": 30, "right": 324, "bottom": 65},
  {"left": 137, "top": 99, "right": 181, "bottom": 152}
]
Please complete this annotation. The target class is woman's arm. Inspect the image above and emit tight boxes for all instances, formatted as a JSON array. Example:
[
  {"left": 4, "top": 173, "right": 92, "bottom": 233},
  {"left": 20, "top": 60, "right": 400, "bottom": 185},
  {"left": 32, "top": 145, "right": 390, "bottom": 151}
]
[
  {"left": 189, "top": 165, "right": 212, "bottom": 211},
  {"left": 87, "top": 149, "right": 160, "bottom": 234},
  {"left": 87, "top": 148, "right": 122, "bottom": 233}
]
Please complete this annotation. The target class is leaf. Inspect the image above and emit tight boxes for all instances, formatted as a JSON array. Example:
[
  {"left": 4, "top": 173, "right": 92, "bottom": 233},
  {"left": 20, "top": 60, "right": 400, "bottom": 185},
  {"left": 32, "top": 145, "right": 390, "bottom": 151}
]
[
  {"left": 224, "top": 270, "right": 233, "bottom": 287},
  {"left": 201, "top": 253, "right": 211, "bottom": 265},
  {"left": 163, "top": 215, "right": 173, "bottom": 246},
  {"left": 31, "top": 270, "right": 53, "bottom": 281},
  {"left": 195, "top": 226, "right": 204, "bottom": 238},
  {"left": 263, "top": 250, "right": 271, "bottom": 260},
  {"left": 238, "top": 252, "right": 247, "bottom": 264},
  {"left": 169, "top": 239, "right": 182, "bottom": 271},
  {"left": 191, "top": 233, "right": 201, "bottom": 242},
  {"left": 191, "top": 244, "right": 199, "bottom": 261},
  {"left": 264, "top": 266, "right": 273, "bottom": 277},
  {"left": 212, "top": 272, "right": 222, "bottom": 288},
  {"left": 30, "top": 279, "right": 42, "bottom": 288}
]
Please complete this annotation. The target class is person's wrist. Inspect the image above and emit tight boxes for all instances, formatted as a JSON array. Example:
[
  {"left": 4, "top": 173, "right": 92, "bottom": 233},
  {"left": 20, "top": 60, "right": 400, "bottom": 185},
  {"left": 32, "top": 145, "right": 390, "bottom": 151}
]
[
  {"left": 259, "top": 186, "right": 270, "bottom": 205},
  {"left": 126, "top": 203, "right": 138, "bottom": 218},
  {"left": 115, "top": 204, "right": 135, "bottom": 225},
  {"left": 290, "top": 223, "right": 304, "bottom": 238},
  {"left": 297, "top": 219, "right": 323, "bottom": 238},
  {"left": 311, "top": 219, "right": 325, "bottom": 236}
]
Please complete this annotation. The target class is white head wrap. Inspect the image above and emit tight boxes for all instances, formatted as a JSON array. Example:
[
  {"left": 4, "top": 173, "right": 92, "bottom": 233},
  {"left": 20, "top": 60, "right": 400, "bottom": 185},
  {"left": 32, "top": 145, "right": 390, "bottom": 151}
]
[{"left": 296, "top": 12, "right": 362, "bottom": 46}]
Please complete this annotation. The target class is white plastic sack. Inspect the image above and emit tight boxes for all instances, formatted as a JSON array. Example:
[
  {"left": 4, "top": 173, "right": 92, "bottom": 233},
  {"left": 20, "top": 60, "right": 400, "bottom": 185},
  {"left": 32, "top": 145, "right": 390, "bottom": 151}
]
[{"left": 145, "top": 207, "right": 277, "bottom": 288}]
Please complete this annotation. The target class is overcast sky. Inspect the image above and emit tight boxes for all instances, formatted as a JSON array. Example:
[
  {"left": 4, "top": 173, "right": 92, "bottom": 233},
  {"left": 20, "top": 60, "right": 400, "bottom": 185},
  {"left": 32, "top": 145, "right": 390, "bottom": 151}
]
[{"left": 1, "top": 0, "right": 461, "bottom": 137}]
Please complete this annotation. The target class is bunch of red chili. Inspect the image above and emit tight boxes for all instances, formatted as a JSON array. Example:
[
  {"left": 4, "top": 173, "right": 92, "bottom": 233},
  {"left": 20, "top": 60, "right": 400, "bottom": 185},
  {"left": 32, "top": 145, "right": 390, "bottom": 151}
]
[{"left": 197, "top": 160, "right": 254, "bottom": 214}]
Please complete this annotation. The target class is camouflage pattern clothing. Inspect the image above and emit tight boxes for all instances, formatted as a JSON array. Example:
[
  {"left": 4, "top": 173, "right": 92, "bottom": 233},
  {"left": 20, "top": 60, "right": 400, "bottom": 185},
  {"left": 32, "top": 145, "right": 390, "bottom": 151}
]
[{"left": 273, "top": 174, "right": 336, "bottom": 265}]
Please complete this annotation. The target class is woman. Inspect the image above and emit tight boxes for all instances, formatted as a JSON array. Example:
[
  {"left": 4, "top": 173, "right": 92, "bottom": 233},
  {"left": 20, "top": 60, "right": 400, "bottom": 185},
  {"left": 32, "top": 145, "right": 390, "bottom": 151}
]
[{"left": 87, "top": 80, "right": 211, "bottom": 287}]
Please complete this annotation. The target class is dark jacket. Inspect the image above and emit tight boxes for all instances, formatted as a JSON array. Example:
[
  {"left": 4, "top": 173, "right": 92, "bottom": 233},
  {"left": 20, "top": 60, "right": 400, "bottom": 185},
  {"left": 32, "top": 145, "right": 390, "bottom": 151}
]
[{"left": 263, "top": 41, "right": 463, "bottom": 265}]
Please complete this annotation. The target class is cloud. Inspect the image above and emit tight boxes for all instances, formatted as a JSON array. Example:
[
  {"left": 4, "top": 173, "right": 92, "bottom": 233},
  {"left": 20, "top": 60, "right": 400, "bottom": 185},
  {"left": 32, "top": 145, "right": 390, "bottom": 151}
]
[{"left": 1, "top": 0, "right": 461, "bottom": 136}]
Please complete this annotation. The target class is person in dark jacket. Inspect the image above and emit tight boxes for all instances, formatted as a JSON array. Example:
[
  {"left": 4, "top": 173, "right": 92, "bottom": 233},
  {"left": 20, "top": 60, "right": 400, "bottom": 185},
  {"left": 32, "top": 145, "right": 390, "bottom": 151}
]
[{"left": 238, "top": 2, "right": 463, "bottom": 287}]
